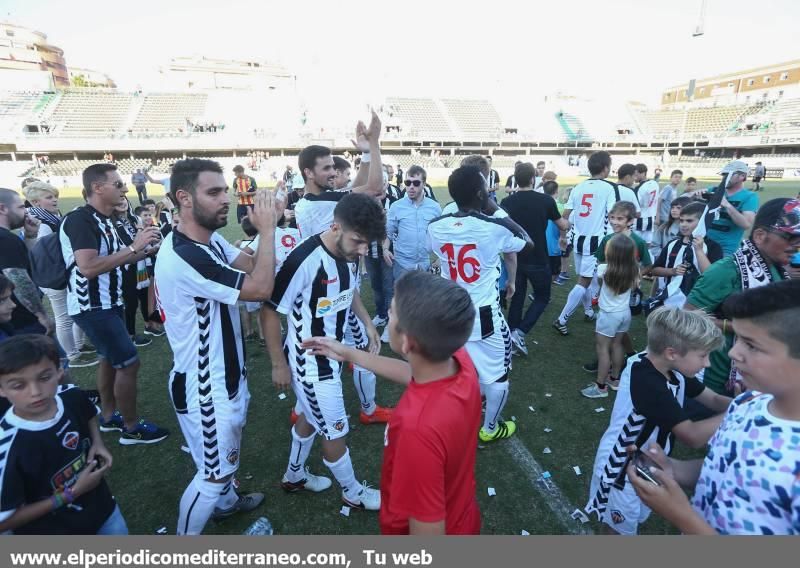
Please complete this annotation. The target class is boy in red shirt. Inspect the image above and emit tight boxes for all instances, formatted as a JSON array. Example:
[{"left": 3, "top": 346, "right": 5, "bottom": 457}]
[{"left": 303, "top": 271, "right": 481, "bottom": 534}]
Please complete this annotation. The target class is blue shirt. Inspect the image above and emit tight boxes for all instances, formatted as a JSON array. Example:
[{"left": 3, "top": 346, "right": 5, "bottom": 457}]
[
  {"left": 387, "top": 196, "right": 442, "bottom": 269},
  {"left": 131, "top": 172, "right": 147, "bottom": 186},
  {"left": 707, "top": 189, "right": 759, "bottom": 257}
]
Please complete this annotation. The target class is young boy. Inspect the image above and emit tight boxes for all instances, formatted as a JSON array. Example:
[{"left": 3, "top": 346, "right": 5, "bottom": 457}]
[
  {"left": 0, "top": 335, "right": 127, "bottom": 534},
  {"left": 650, "top": 201, "right": 723, "bottom": 308},
  {"left": 302, "top": 271, "right": 481, "bottom": 534},
  {"left": 628, "top": 280, "right": 800, "bottom": 534},
  {"left": 585, "top": 307, "right": 731, "bottom": 535},
  {"left": 543, "top": 181, "right": 565, "bottom": 282}
]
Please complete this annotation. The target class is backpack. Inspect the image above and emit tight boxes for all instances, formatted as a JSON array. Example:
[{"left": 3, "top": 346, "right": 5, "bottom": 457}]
[{"left": 30, "top": 213, "right": 76, "bottom": 290}]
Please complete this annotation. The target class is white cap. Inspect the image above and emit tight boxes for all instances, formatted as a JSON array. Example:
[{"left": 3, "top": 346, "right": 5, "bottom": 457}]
[{"left": 718, "top": 160, "right": 748, "bottom": 175}]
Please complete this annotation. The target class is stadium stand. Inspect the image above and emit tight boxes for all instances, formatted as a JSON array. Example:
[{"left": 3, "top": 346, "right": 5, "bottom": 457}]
[
  {"left": 130, "top": 92, "right": 209, "bottom": 135},
  {"left": 44, "top": 89, "right": 134, "bottom": 136},
  {"left": 440, "top": 99, "right": 502, "bottom": 140},
  {"left": 385, "top": 97, "right": 456, "bottom": 139}
]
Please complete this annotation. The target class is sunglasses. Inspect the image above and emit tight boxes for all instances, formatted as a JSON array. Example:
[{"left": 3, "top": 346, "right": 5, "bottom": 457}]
[
  {"left": 404, "top": 179, "right": 422, "bottom": 187},
  {"left": 766, "top": 228, "right": 800, "bottom": 245},
  {"left": 99, "top": 180, "right": 126, "bottom": 189}
]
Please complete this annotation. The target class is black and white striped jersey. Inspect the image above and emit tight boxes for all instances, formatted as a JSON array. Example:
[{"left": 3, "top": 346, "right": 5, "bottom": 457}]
[
  {"left": 566, "top": 179, "right": 617, "bottom": 255},
  {"left": 154, "top": 230, "right": 247, "bottom": 409},
  {"left": 585, "top": 352, "right": 705, "bottom": 518},
  {"left": 267, "top": 234, "right": 360, "bottom": 382},
  {"left": 60, "top": 205, "right": 124, "bottom": 316},
  {"left": 427, "top": 212, "right": 527, "bottom": 341},
  {"left": 295, "top": 191, "right": 349, "bottom": 239},
  {"left": 635, "top": 179, "right": 660, "bottom": 231}
]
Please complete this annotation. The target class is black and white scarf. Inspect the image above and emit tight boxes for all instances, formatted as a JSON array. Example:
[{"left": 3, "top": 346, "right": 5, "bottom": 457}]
[
  {"left": 27, "top": 206, "right": 62, "bottom": 233},
  {"left": 726, "top": 239, "right": 788, "bottom": 390}
]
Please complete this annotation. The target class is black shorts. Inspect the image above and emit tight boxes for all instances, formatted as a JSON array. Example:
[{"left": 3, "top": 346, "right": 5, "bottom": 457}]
[
  {"left": 561, "top": 244, "right": 573, "bottom": 257},
  {"left": 753, "top": 176, "right": 763, "bottom": 183}
]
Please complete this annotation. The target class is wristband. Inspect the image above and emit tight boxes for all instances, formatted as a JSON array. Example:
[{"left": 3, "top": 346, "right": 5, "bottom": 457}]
[
  {"left": 52, "top": 492, "right": 64, "bottom": 509},
  {"left": 360, "top": 152, "right": 371, "bottom": 164},
  {"left": 722, "top": 320, "right": 728, "bottom": 334},
  {"left": 63, "top": 486, "right": 75, "bottom": 504},
  {"left": 128, "top": 245, "right": 137, "bottom": 255}
]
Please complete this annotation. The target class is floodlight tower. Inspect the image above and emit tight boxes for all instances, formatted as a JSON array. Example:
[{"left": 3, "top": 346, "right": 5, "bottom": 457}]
[{"left": 693, "top": 0, "right": 707, "bottom": 37}]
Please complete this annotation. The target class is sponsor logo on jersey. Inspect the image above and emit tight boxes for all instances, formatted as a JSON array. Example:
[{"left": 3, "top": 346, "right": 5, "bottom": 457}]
[
  {"left": 315, "top": 288, "right": 355, "bottom": 318},
  {"left": 51, "top": 438, "right": 91, "bottom": 491},
  {"left": 333, "top": 420, "right": 346, "bottom": 432},
  {"left": 321, "top": 277, "right": 338, "bottom": 285},
  {"left": 281, "top": 235, "right": 297, "bottom": 249},
  {"left": 62, "top": 431, "right": 80, "bottom": 450},
  {"left": 227, "top": 448, "right": 239, "bottom": 465},
  {"left": 610, "top": 509, "right": 626, "bottom": 524}
]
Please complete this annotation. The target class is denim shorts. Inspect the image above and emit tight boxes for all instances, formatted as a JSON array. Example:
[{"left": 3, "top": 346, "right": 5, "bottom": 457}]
[
  {"left": 96, "top": 504, "right": 129, "bottom": 535},
  {"left": 72, "top": 306, "right": 139, "bottom": 369}
]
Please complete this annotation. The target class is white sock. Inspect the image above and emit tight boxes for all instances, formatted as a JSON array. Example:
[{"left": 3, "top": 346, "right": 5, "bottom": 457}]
[
  {"left": 481, "top": 381, "right": 510, "bottom": 433},
  {"left": 353, "top": 365, "right": 377, "bottom": 415},
  {"left": 324, "top": 447, "right": 361, "bottom": 498},
  {"left": 215, "top": 479, "right": 238, "bottom": 511},
  {"left": 177, "top": 473, "right": 225, "bottom": 535},
  {"left": 584, "top": 277, "right": 599, "bottom": 314},
  {"left": 285, "top": 426, "right": 316, "bottom": 483},
  {"left": 559, "top": 284, "right": 587, "bottom": 323}
]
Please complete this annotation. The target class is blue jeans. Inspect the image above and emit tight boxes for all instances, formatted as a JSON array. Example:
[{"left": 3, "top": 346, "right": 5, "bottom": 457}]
[
  {"left": 392, "top": 262, "right": 427, "bottom": 283},
  {"left": 508, "top": 263, "right": 552, "bottom": 335},
  {"left": 96, "top": 505, "right": 129, "bottom": 535},
  {"left": 365, "top": 256, "right": 394, "bottom": 319},
  {"left": 72, "top": 307, "right": 138, "bottom": 369}
]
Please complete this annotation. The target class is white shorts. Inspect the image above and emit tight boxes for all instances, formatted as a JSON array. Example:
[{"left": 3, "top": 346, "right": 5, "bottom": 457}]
[
  {"left": 595, "top": 309, "right": 632, "bottom": 338},
  {"left": 293, "top": 376, "right": 349, "bottom": 440},
  {"left": 176, "top": 386, "right": 250, "bottom": 479},
  {"left": 574, "top": 252, "right": 598, "bottom": 278},
  {"left": 587, "top": 473, "right": 651, "bottom": 535},
  {"left": 465, "top": 316, "right": 512, "bottom": 385}
]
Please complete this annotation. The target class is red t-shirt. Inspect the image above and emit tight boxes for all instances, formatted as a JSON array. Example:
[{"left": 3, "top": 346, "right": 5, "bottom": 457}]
[{"left": 379, "top": 348, "right": 482, "bottom": 535}]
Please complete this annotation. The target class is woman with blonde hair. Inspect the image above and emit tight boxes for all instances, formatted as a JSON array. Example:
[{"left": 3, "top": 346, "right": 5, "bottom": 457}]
[{"left": 24, "top": 181, "right": 97, "bottom": 368}]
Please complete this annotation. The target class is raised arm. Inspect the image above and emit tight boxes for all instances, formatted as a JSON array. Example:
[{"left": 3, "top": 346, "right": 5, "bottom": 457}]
[{"left": 349, "top": 111, "right": 384, "bottom": 197}]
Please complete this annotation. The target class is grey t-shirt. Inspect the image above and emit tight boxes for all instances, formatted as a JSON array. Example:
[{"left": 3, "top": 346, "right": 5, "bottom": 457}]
[{"left": 659, "top": 184, "right": 676, "bottom": 224}]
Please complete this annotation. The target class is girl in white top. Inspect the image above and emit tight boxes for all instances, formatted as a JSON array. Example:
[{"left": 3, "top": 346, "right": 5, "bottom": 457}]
[{"left": 582, "top": 234, "right": 640, "bottom": 399}]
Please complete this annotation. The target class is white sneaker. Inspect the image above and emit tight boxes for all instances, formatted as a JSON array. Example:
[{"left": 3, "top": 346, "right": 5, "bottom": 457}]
[
  {"left": 343, "top": 481, "right": 380, "bottom": 511},
  {"left": 372, "top": 315, "right": 388, "bottom": 327},
  {"left": 281, "top": 468, "right": 333, "bottom": 493},
  {"left": 510, "top": 329, "right": 528, "bottom": 356},
  {"left": 581, "top": 383, "right": 609, "bottom": 399},
  {"left": 380, "top": 327, "right": 390, "bottom": 343}
]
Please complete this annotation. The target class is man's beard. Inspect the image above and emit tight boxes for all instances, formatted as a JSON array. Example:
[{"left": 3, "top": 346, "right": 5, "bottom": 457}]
[
  {"left": 335, "top": 234, "right": 359, "bottom": 262},
  {"left": 9, "top": 212, "right": 25, "bottom": 231},
  {"left": 193, "top": 203, "right": 228, "bottom": 231}
]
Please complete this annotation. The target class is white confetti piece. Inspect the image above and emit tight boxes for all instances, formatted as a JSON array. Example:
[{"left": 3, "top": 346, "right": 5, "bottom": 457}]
[
  {"left": 277, "top": 393, "right": 287, "bottom": 400},
  {"left": 542, "top": 447, "right": 552, "bottom": 454},
  {"left": 544, "top": 427, "right": 552, "bottom": 433},
  {"left": 594, "top": 407, "right": 605, "bottom": 413},
  {"left": 155, "top": 526, "right": 167, "bottom": 535},
  {"left": 521, "top": 530, "right": 530, "bottom": 535},
  {"left": 511, "top": 416, "right": 517, "bottom": 422},
  {"left": 528, "top": 406, "right": 535, "bottom": 412},
  {"left": 532, "top": 340, "right": 539, "bottom": 345},
  {"left": 340, "top": 506, "right": 350, "bottom": 517},
  {"left": 541, "top": 471, "right": 552, "bottom": 480},
  {"left": 487, "top": 487, "right": 497, "bottom": 497},
  {"left": 545, "top": 393, "right": 552, "bottom": 397},
  {"left": 573, "top": 466, "right": 582, "bottom": 476}
]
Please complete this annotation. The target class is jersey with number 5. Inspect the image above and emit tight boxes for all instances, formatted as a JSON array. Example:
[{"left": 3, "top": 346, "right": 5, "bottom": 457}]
[
  {"left": 427, "top": 212, "right": 527, "bottom": 341},
  {"left": 567, "top": 178, "right": 617, "bottom": 241}
]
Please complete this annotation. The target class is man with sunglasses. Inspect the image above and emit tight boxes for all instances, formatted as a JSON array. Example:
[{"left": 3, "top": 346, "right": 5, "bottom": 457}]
[
  {"left": 685, "top": 197, "right": 800, "bottom": 396},
  {"left": 61, "top": 163, "right": 168, "bottom": 445},
  {"left": 705, "top": 161, "right": 759, "bottom": 257},
  {"left": 385, "top": 166, "right": 442, "bottom": 281}
]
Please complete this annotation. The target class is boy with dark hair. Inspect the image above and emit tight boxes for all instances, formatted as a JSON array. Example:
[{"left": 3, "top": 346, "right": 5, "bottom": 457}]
[
  {"left": 302, "top": 271, "right": 481, "bottom": 534},
  {"left": 585, "top": 308, "right": 731, "bottom": 535},
  {"left": 633, "top": 163, "right": 660, "bottom": 246},
  {"left": 630, "top": 280, "right": 800, "bottom": 534},
  {"left": 232, "top": 165, "right": 257, "bottom": 223},
  {"left": 0, "top": 335, "right": 126, "bottom": 534},
  {"left": 650, "top": 201, "right": 723, "bottom": 308},
  {"left": 263, "top": 192, "right": 387, "bottom": 511}
]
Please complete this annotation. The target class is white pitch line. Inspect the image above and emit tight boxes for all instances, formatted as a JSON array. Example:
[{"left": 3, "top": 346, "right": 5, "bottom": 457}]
[{"left": 505, "top": 437, "right": 594, "bottom": 535}]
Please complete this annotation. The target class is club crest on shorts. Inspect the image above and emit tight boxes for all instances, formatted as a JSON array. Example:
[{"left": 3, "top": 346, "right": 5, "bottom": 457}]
[
  {"left": 62, "top": 431, "right": 80, "bottom": 451},
  {"left": 333, "top": 420, "right": 346, "bottom": 432},
  {"left": 610, "top": 509, "right": 626, "bottom": 524},
  {"left": 226, "top": 448, "right": 240, "bottom": 465}
]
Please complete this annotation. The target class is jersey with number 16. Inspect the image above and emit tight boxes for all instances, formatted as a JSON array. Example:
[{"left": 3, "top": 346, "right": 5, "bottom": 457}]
[{"left": 427, "top": 212, "right": 527, "bottom": 341}]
